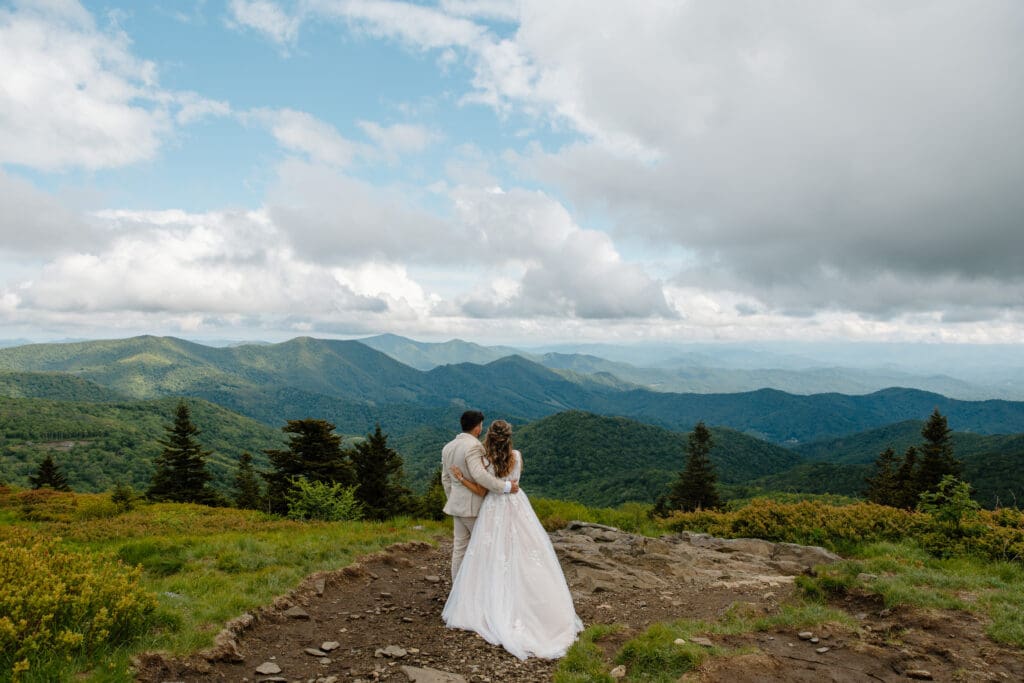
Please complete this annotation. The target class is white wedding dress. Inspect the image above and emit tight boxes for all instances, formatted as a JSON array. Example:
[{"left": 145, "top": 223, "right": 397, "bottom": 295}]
[{"left": 442, "top": 450, "right": 583, "bottom": 660}]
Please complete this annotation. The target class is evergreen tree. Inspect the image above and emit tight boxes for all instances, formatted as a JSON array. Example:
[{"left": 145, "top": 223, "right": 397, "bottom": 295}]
[
  {"left": 417, "top": 467, "right": 447, "bottom": 521},
  {"left": 864, "top": 447, "right": 899, "bottom": 506},
  {"left": 147, "top": 401, "right": 220, "bottom": 504},
  {"left": 233, "top": 452, "right": 264, "bottom": 510},
  {"left": 263, "top": 419, "right": 354, "bottom": 515},
  {"left": 916, "top": 409, "right": 962, "bottom": 496},
  {"left": 893, "top": 445, "right": 919, "bottom": 509},
  {"left": 30, "top": 454, "right": 70, "bottom": 491},
  {"left": 350, "top": 424, "right": 415, "bottom": 520},
  {"left": 666, "top": 421, "right": 721, "bottom": 512}
]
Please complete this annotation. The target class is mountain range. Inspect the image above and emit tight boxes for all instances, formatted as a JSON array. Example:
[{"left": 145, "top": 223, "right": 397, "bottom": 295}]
[{"left": 2, "top": 335, "right": 1024, "bottom": 507}]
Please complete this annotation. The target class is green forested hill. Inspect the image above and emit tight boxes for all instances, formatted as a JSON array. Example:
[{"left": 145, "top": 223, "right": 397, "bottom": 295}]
[
  {"left": 795, "top": 420, "right": 1024, "bottom": 465},
  {"left": 0, "top": 371, "right": 126, "bottom": 402},
  {"left": 505, "top": 411, "right": 802, "bottom": 506},
  {"left": 0, "top": 396, "right": 286, "bottom": 494},
  {"left": 5, "top": 337, "right": 1024, "bottom": 448}
]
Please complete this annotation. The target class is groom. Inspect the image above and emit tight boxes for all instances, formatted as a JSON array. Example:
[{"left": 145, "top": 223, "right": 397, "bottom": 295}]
[{"left": 441, "top": 410, "right": 519, "bottom": 581}]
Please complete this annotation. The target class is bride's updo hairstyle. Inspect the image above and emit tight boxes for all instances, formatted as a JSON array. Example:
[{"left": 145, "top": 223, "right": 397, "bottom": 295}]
[{"left": 483, "top": 419, "right": 515, "bottom": 478}]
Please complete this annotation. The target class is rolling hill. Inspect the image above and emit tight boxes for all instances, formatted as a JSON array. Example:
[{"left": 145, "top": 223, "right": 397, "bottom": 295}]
[
  {"left": 4, "top": 337, "right": 1024, "bottom": 448},
  {"left": 0, "top": 395, "right": 286, "bottom": 494}
]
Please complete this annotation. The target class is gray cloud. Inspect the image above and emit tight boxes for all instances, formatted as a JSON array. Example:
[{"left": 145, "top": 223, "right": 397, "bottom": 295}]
[{"left": 510, "top": 1, "right": 1024, "bottom": 320}]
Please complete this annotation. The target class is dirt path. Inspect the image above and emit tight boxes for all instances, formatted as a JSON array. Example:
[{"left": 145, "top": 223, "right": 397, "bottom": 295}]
[{"left": 136, "top": 525, "right": 1024, "bottom": 682}]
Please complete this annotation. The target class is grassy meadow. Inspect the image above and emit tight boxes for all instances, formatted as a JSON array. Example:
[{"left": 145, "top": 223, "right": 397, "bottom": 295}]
[
  {"left": 0, "top": 486, "right": 444, "bottom": 682},
  {"left": 3, "top": 487, "right": 1024, "bottom": 681}
]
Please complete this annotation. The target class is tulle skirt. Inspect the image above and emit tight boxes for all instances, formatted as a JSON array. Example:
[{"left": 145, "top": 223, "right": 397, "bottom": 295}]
[{"left": 442, "top": 490, "right": 583, "bottom": 660}]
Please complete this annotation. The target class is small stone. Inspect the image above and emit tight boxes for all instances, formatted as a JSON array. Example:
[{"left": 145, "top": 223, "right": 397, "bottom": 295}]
[
  {"left": 798, "top": 631, "right": 813, "bottom": 640},
  {"left": 399, "top": 665, "right": 467, "bottom": 682},
  {"left": 305, "top": 648, "right": 328, "bottom": 657},
  {"left": 815, "top": 647, "right": 830, "bottom": 654},
  {"left": 321, "top": 677, "right": 339, "bottom": 683},
  {"left": 314, "top": 578, "right": 326, "bottom": 595},
  {"left": 689, "top": 637, "right": 714, "bottom": 647},
  {"left": 424, "top": 575, "right": 441, "bottom": 583},
  {"left": 403, "top": 617, "right": 415, "bottom": 623},
  {"left": 375, "top": 645, "right": 408, "bottom": 659},
  {"left": 284, "top": 606, "right": 311, "bottom": 620},
  {"left": 321, "top": 641, "right": 340, "bottom": 651},
  {"left": 673, "top": 638, "right": 686, "bottom": 645},
  {"left": 810, "top": 637, "right": 820, "bottom": 644},
  {"left": 320, "top": 657, "right": 331, "bottom": 664},
  {"left": 609, "top": 664, "right": 627, "bottom": 679},
  {"left": 380, "top": 592, "right": 393, "bottom": 599},
  {"left": 597, "top": 603, "right": 612, "bottom": 610},
  {"left": 906, "top": 671, "right": 934, "bottom": 681},
  {"left": 857, "top": 572, "right": 879, "bottom": 582},
  {"left": 255, "top": 662, "right": 282, "bottom": 675}
]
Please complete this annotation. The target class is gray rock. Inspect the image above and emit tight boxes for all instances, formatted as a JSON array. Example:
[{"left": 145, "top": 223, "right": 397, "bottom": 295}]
[
  {"left": 810, "top": 637, "right": 820, "bottom": 644},
  {"left": 798, "top": 631, "right": 814, "bottom": 640},
  {"left": 305, "top": 647, "right": 327, "bottom": 657},
  {"left": 321, "top": 641, "right": 340, "bottom": 651},
  {"left": 609, "top": 664, "right": 627, "bottom": 678},
  {"left": 284, "top": 606, "right": 310, "bottom": 620},
  {"left": 255, "top": 662, "right": 282, "bottom": 675},
  {"left": 424, "top": 575, "right": 441, "bottom": 583},
  {"left": 376, "top": 645, "right": 408, "bottom": 658},
  {"left": 905, "top": 671, "right": 934, "bottom": 681},
  {"left": 673, "top": 638, "right": 686, "bottom": 645},
  {"left": 815, "top": 647, "right": 830, "bottom": 654},
  {"left": 689, "top": 637, "right": 714, "bottom": 647},
  {"left": 314, "top": 578, "right": 326, "bottom": 595},
  {"left": 400, "top": 665, "right": 466, "bottom": 682}
]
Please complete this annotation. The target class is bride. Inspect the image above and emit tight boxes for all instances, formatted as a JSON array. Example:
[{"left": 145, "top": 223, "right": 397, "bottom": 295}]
[{"left": 442, "top": 419, "right": 583, "bottom": 660}]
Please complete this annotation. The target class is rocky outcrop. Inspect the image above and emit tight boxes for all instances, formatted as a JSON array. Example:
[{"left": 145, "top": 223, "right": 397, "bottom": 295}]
[{"left": 551, "top": 521, "right": 841, "bottom": 594}]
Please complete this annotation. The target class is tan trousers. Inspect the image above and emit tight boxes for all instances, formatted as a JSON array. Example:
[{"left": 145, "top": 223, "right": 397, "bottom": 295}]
[{"left": 451, "top": 515, "right": 477, "bottom": 581}]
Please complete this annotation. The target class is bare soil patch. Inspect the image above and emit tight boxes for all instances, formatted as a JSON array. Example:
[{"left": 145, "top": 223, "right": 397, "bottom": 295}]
[{"left": 135, "top": 529, "right": 1024, "bottom": 683}]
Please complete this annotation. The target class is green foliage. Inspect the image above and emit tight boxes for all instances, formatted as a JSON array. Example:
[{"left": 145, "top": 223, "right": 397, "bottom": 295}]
[
  {"left": 0, "top": 395, "right": 284, "bottom": 494},
  {"left": 29, "top": 453, "right": 70, "bottom": 491},
  {"left": 552, "top": 624, "right": 621, "bottom": 683},
  {"left": 110, "top": 482, "right": 138, "bottom": 513},
  {"left": 350, "top": 425, "right": 415, "bottom": 520},
  {"left": 286, "top": 478, "right": 364, "bottom": 521},
  {"left": 0, "top": 527, "right": 158, "bottom": 678},
  {"left": 264, "top": 419, "right": 354, "bottom": 515},
  {"left": 232, "top": 452, "right": 264, "bottom": 511},
  {"left": 416, "top": 467, "right": 447, "bottom": 521},
  {"left": 147, "top": 401, "right": 221, "bottom": 505},
  {"left": 864, "top": 446, "right": 899, "bottom": 506},
  {"left": 660, "top": 421, "right": 721, "bottom": 513},
  {"left": 916, "top": 408, "right": 962, "bottom": 493}
]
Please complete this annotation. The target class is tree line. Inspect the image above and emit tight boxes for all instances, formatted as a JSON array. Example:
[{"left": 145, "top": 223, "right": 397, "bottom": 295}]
[{"left": 20, "top": 400, "right": 443, "bottom": 522}]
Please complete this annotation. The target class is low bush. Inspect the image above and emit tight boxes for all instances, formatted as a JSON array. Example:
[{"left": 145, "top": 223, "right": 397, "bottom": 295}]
[{"left": 0, "top": 527, "right": 157, "bottom": 678}]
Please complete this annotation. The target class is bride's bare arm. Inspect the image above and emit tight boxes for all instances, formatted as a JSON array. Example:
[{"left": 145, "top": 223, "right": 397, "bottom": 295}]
[{"left": 450, "top": 465, "right": 488, "bottom": 497}]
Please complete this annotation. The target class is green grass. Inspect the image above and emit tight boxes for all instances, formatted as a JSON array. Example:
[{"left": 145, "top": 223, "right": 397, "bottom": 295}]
[
  {"left": 555, "top": 602, "right": 853, "bottom": 682},
  {"left": 799, "top": 540, "right": 1024, "bottom": 648},
  {"left": 0, "top": 495, "right": 445, "bottom": 681}
]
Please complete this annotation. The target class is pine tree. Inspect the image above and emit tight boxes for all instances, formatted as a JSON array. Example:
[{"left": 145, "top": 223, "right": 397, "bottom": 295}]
[
  {"left": 350, "top": 424, "right": 415, "bottom": 520},
  {"left": 893, "top": 445, "right": 919, "bottom": 509},
  {"left": 233, "top": 452, "right": 264, "bottom": 510},
  {"left": 916, "top": 409, "right": 962, "bottom": 496},
  {"left": 30, "top": 454, "right": 70, "bottom": 491},
  {"left": 263, "top": 419, "right": 354, "bottom": 515},
  {"left": 666, "top": 421, "right": 721, "bottom": 512},
  {"left": 417, "top": 467, "right": 447, "bottom": 521},
  {"left": 864, "top": 447, "right": 899, "bottom": 506},
  {"left": 147, "top": 401, "right": 219, "bottom": 504}
]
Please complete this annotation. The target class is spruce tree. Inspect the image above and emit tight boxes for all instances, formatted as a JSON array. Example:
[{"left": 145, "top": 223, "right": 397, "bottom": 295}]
[
  {"left": 916, "top": 409, "right": 962, "bottom": 496},
  {"left": 30, "top": 454, "right": 70, "bottom": 491},
  {"left": 893, "top": 445, "right": 919, "bottom": 509},
  {"left": 147, "top": 401, "right": 219, "bottom": 504},
  {"left": 350, "top": 424, "right": 415, "bottom": 520},
  {"left": 263, "top": 419, "right": 354, "bottom": 515},
  {"left": 417, "top": 467, "right": 447, "bottom": 521},
  {"left": 233, "top": 452, "right": 264, "bottom": 510},
  {"left": 666, "top": 421, "right": 721, "bottom": 512},
  {"left": 865, "top": 447, "right": 899, "bottom": 506}
]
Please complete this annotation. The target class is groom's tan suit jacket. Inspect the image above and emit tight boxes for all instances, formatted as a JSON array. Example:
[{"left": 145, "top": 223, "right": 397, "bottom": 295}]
[{"left": 441, "top": 432, "right": 509, "bottom": 517}]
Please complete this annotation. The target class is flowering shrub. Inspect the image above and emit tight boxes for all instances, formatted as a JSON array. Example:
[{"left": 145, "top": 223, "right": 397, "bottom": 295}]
[{"left": 0, "top": 527, "right": 157, "bottom": 678}]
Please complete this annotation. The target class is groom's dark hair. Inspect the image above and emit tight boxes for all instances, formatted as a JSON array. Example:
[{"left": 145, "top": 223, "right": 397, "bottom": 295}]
[{"left": 460, "top": 410, "right": 485, "bottom": 432}]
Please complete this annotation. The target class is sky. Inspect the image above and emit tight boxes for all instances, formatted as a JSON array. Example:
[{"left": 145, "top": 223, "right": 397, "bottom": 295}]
[{"left": 1, "top": 0, "right": 1023, "bottom": 346}]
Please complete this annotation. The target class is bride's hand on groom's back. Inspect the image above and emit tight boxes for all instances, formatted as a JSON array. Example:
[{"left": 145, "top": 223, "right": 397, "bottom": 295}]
[{"left": 510, "top": 481, "right": 520, "bottom": 494}]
